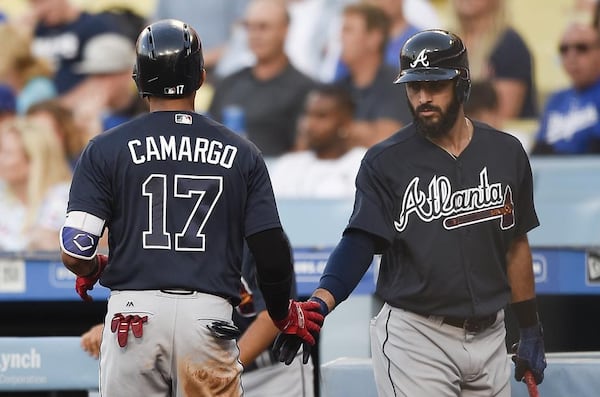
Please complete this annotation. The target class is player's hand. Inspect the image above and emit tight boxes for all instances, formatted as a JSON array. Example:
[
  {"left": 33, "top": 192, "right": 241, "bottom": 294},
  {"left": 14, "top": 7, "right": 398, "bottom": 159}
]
[
  {"left": 81, "top": 323, "right": 103, "bottom": 359},
  {"left": 273, "top": 333, "right": 314, "bottom": 365},
  {"left": 75, "top": 254, "right": 108, "bottom": 302},
  {"left": 272, "top": 299, "right": 324, "bottom": 346},
  {"left": 512, "top": 323, "right": 547, "bottom": 384}
]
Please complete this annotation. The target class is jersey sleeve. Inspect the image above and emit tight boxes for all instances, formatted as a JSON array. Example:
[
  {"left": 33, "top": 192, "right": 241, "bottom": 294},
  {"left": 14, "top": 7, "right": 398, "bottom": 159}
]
[
  {"left": 346, "top": 159, "right": 396, "bottom": 248},
  {"left": 244, "top": 154, "right": 281, "bottom": 237},
  {"left": 67, "top": 140, "right": 112, "bottom": 221},
  {"left": 514, "top": 145, "right": 539, "bottom": 235}
]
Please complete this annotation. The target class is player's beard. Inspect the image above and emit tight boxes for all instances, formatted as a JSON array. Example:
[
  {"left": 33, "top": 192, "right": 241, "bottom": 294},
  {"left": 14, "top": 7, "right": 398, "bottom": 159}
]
[{"left": 411, "top": 95, "right": 461, "bottom": 140}]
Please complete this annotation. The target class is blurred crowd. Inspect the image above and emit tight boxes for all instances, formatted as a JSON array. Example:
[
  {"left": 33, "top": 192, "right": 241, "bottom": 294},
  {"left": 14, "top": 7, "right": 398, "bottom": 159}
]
[{"left": 1, "top": 0, "right": 600, "bottom": 253}]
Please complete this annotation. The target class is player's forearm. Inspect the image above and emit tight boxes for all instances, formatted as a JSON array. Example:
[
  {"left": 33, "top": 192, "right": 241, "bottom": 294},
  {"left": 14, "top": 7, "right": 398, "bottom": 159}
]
[
  {"left": 238, "top": 311, "right": 280, "bottom": 368},
  {"left": 312, "top": 288, "right": 336, "bottom": 313},
  {"left": 506, "top": 234, "right": 536, "bottom": 303},
  {"left": 61, "top": 251, "right": 99, "bottom": 277},
  {"left": 247, "top": 228, "right": 294, "bottom": 320},
  {"left": 316, "top": 230, "right": 376, "bottom": 309}
]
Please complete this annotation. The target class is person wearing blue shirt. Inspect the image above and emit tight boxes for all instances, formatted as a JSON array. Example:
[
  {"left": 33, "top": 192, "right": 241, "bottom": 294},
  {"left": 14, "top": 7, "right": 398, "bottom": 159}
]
[{"left": 533, "top": 22, "right": 600, "bottom": 154}]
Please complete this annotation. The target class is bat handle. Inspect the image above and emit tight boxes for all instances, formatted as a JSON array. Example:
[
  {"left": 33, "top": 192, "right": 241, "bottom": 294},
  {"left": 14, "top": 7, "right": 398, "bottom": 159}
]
[{"left": 524, "top": 370, "right": 539, "bottom": 397}]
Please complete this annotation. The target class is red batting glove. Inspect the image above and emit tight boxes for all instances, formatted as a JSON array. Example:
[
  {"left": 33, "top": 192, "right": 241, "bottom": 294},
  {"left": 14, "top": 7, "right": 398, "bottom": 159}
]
[
  {"left": 273, "top": 300, "right": 324, "bottom": 346},
  {"left": 75, "top": 254, "right": 108, "bottom": 302}
]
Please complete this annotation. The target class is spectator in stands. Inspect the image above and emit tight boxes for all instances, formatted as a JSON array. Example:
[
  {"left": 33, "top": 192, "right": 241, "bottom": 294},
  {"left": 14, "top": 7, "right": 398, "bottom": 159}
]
[
  {"left": 208, "top": 0, "right": 315, "bottom": 157},
  {"left": 0, "top": 85, "right": 17, "bottom": 125},
  {"left": 153, "top": 0, "right": 246, "bottom": 76},
  {"left": 449, "top": 0, "right": 537, "bottom": 120},
  {"left": 97, "top": 5, "right": 148, "bottom": 45},
  {"left": 270, "top": 84, "right": 366, "bottom": 198},
  {"left": 26, "top": 100, "right": 87, "bottom": 168},
  {"left": 335, "top": 3, "right": 411, "bottom": 148},
  {"left": 464, "top": 80, "right": 501, "bottom": 129},
  {"left": 0, "top": 118, "right": 71, "bottom": 251},
  {"left": 216, "top": 0, "right": 440, "bottom": 81},
  {"left": 369, "top": 0, "right": 420, "bottom": 70},
  {"left": 27, "top": 0, "right": 122, "bottom": 95},
  {"left": 0, "top": 23, "right": 56, "bottom": 114},
  {"left": 331, "top": 0, "right": 419, "bottom": 80},
  {"left": 59, "top": 33, "right": 146, "bottom": 137},
  {"left": 532, "top": 21, "right": 600, "bottom": 154}
]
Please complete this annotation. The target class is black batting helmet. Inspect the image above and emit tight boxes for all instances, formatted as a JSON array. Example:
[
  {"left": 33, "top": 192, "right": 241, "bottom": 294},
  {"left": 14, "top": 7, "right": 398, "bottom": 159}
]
[
  {"left": 394, "top": 29, "right": 471, "bottom": 103},
  {"left": 133, "top": 19, "right": 204, "bottom": 98}
]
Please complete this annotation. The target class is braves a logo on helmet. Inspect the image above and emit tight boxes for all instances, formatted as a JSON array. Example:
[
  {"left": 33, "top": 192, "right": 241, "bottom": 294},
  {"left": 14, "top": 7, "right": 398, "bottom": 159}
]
[{"left": 410, "top": 49, "right": 430, "bottom": 68}]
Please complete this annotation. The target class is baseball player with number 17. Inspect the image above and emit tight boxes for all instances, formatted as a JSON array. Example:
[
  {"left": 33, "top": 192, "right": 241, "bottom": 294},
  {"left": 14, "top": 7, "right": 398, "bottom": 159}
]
[
  {"left": 274, "top": 29, "right": 547, "bottom": 396},
  {"left": 59, "top": 19, "right": 322, "bottom": 397}
]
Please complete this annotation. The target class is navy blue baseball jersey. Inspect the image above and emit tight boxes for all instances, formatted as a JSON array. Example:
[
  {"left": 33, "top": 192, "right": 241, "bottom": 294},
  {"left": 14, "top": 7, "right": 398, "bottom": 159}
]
[
  {"left": 347, "top": 120, "right": 539, "bottom": 317},
  {"left": 67, "top": 111, "right": 281, "bottom": 303}
]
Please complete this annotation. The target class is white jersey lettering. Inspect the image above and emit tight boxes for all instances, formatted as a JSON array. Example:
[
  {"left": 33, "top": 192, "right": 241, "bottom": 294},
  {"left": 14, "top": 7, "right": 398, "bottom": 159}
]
[
  {"left": 128, "top": 136, "right": 238, "bottom": 169},
  {"left": 394, "top": 167, "right": 507, "bottom": 232}
]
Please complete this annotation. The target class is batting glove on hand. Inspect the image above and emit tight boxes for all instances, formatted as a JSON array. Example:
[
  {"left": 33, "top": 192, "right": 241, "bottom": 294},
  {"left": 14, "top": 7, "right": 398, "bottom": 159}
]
[
  {"left": 75, "top": 254, "right": 108, "bottom": 302},
  {"left": 272, "top": 298, "right": 327, "bottom": 365},
  {"left": 273, "top": 333, "right": 314, "bottom": 365},
  {"left": 272, "top": 299, "right": 324, "bottom": 345},
  {"left": 512, "top": 323, "right": 547, "bottom": 384}
]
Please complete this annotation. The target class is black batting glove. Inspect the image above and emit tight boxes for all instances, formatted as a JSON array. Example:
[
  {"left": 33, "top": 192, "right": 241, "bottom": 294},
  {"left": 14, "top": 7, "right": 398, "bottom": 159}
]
[{"left": 512, "top": 323, "right": 547, "bottom": 384}]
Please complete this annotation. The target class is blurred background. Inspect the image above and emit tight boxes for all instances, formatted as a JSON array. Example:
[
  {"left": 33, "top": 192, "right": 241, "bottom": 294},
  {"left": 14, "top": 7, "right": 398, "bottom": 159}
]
[{"left": 0, "top": 0, "right": 599, "bottom": 396}]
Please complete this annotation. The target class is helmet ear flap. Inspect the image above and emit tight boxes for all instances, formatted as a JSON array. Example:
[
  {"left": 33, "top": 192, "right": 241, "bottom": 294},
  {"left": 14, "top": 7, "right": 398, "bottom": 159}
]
[{"left": 455, "top": 78, "right": 471, "bottom": 103}]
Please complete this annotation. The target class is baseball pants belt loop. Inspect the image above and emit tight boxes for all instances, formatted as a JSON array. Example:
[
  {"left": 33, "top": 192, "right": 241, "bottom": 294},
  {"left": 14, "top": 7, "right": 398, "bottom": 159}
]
[
  {"left": 160, "top": 289, "right": 196, "bottom": 295},
  {"left": 442, "top": 313, "right": 497, "bottom": 333}
]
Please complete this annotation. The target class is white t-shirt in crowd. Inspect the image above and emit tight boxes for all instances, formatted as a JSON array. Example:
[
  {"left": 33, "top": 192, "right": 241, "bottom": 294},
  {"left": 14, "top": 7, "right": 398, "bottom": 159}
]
[
  {"left": 0, "top": 182, "right": 70, "bottom": 251},
  {"left": 268, "top": 147, "right": 366, "bottom": 199}
]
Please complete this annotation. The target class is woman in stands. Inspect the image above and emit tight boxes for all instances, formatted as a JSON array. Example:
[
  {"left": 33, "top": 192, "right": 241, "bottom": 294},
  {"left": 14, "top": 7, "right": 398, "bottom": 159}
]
[
  {"left": 449, "top": 0, "right": 538, "bottom": 120},
  {"left": 0, "top": 118, "right": 71, "bottom": 251}
]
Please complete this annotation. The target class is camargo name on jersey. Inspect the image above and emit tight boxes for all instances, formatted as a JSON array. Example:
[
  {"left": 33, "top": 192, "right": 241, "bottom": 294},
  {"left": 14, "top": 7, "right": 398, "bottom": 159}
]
[{"left": 127, "top": 136, "right": 238, "bottom": 168}]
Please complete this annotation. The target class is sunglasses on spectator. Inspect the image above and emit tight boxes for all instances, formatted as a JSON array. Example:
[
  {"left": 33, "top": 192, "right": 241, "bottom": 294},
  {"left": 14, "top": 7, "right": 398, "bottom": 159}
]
[{"left": 559, "top": 42, "right": 599, "bottom": 55}]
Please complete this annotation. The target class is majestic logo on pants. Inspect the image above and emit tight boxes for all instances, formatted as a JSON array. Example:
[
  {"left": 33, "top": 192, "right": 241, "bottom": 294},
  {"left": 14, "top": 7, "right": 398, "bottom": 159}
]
[{"left": 394, "top": 167, "right": 514, "bottom": 232}]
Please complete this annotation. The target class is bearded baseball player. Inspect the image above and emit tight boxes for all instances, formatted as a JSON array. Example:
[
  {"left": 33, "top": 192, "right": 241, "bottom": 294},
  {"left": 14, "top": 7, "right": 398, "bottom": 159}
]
[
  {"left": 59, "top": 19, "right": 322, "bottom": 396},
  {"left": 274, "top": 29, "right": 547, "bottom": 396}
]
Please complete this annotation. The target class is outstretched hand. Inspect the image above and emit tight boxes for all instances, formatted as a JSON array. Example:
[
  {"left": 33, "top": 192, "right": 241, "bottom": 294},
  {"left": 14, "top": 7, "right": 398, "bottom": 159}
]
[
  {"left": 272, "top": 299, "right": 326, "bottom": 365},
  {"left": 75, "top": 254, "right": 108, "bottom": 302},
  {"left": 273, "top": 300, "right": 324, "bottom": 344}
]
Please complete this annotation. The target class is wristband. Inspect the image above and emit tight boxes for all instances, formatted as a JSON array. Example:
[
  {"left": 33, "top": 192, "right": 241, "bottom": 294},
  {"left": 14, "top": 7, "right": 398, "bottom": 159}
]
[
  {"left": 511, "top": 298, "right": 539, "bottom": 328},
  {"left": 309, "top": 296, "right": 330, "bottom": 316}
]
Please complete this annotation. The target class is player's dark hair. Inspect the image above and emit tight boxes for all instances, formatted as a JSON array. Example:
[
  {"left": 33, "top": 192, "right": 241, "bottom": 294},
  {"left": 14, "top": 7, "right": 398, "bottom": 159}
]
[{"left": 410, "top": 91, "right": 461, "bottom": 139}]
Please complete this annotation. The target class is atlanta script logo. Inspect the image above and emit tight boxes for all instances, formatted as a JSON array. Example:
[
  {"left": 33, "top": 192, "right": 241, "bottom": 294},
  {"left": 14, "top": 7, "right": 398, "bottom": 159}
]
[{"left": 394, "top": 167, "right": 514, "bottom": 232}]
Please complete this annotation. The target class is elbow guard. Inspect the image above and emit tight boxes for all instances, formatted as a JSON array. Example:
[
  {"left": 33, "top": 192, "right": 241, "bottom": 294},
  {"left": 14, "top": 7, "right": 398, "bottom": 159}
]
[{"left": 60, "top": 211, "right": 105, "bottom": 260}]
